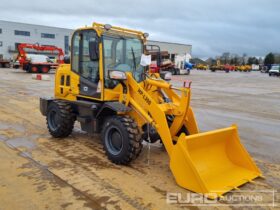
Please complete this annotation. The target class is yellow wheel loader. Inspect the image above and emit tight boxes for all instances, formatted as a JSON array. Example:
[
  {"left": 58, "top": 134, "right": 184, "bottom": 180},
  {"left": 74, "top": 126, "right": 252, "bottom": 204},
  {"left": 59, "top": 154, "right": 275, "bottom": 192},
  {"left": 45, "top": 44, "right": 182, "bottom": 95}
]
[{"left": 40, "top": 22, "right": 262, "bottom": 199}]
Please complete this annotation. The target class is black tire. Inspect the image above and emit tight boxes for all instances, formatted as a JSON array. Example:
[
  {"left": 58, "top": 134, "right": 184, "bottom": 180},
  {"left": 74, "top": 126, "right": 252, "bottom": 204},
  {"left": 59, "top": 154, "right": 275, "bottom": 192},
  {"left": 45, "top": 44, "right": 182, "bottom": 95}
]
[
  {"left": 40, "top": 65, "right": 50, "bottom": 73},
  {"left": 142, "top": 124, "right": 160, "bottom": 143},
  {"left": 102, "top": 115, "right": 143, "bottom": 165},
  {"left": 170, "top": 68, "right": 176, "bottom": 75},
  {"left": 46, "top": 100, "right": 75, "bottom": 138}
]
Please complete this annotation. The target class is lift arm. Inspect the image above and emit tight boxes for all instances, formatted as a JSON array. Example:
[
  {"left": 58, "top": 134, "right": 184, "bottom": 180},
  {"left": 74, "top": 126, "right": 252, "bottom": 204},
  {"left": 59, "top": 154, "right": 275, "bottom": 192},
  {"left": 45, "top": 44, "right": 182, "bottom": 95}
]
[{"left": 17, "top": 43, "right": 65, "bottom": 65}]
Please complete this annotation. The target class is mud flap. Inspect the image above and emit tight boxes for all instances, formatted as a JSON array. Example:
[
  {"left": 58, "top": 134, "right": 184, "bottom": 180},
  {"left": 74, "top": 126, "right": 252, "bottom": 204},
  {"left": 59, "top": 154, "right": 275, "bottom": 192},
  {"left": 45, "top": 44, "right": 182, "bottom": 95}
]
[{"left": 169, "top": 125, "right": 262, "bottom": 199}]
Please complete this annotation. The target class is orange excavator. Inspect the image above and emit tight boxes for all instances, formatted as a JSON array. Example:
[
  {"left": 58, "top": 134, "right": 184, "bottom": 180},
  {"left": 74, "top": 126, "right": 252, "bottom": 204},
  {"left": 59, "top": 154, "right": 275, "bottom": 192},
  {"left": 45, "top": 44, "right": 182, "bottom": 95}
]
[{"left": 16, "top": 43, "right": 64, "bottom": 73}]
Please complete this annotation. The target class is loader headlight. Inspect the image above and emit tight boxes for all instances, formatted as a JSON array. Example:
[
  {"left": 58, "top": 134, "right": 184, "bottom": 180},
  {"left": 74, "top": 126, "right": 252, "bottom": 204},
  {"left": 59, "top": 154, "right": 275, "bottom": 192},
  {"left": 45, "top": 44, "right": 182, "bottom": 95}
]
[
  {"left": 160, "top": 72, "right": 172, "bottom": 81},
  {"left": 108, "top": 70, "right": 127, "bottom": 80}
]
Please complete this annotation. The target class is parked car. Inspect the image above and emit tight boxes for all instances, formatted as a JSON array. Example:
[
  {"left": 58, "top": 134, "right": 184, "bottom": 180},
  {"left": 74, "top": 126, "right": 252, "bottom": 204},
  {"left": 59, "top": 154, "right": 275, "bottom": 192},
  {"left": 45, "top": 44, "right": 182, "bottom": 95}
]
[{"left": 268, "top": 65, "right": 280, "bottom": 76}]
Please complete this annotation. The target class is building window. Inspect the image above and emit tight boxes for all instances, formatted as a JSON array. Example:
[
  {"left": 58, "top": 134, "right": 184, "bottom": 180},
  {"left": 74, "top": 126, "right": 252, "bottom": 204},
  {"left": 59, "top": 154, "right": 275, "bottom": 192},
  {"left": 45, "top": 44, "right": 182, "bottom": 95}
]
[
  {"left": 0, "top": 29, "right": 2, "bottom": 34},
  {"left": 42, "top": 45, "right": 55, "bottom": 47},
  {"left": 0, "top": 41, "right": 2, "bottom": 47},
  {"left": 41, "top": 33, "right": 55, "bottom": 39},
  {"left": 14, "top": 30, "right": 30, "bottom": 36},
  {"left": 64, "top": 36, "right": 69, "bottom": 54}
]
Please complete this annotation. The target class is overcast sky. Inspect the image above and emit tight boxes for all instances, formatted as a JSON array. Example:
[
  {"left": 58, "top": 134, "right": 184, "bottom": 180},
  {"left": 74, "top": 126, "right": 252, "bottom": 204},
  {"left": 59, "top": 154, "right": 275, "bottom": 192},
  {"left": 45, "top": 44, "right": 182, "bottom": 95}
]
[{"left": 0, "top": 0, "right": 279, "bottom": 58}]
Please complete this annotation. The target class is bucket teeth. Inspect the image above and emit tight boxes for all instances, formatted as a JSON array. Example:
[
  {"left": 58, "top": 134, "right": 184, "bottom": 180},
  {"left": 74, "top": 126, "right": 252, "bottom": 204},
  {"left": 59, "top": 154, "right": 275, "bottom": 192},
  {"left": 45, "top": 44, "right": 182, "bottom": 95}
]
[
  {"left": 246, "top": 179, "right": 256, "bottom": 184},
  {"left": 228, "top": 186, "right": 240, "bottom": 190}
]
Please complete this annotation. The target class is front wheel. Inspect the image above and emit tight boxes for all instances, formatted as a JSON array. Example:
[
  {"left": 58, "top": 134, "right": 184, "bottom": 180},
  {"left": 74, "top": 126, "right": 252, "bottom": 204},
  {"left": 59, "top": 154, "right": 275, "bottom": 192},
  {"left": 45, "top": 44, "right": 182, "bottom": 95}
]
[
  {"left": 102, "top": 115, "right": 143, "bottom": 165},
  {"left": 46, "top": 100, "right": 76, "bottom": 138}
]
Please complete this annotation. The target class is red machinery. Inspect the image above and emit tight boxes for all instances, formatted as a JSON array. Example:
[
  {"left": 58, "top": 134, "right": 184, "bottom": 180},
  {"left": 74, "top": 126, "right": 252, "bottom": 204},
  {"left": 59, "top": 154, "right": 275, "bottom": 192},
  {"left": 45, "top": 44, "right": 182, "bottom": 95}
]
[
  {"left": 224, "top": 64, "right": 235, "bottom": 72},
  {"left": 16, "top": 43, "right": 64, "bottom": 73}
]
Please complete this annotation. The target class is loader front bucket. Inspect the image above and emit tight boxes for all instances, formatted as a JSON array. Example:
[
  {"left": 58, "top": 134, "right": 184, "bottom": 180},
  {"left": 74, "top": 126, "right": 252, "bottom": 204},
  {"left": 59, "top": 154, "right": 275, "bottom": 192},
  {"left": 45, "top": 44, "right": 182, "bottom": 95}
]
[{"left": 170, "top": 125, "right": 262, "bottom": 198}]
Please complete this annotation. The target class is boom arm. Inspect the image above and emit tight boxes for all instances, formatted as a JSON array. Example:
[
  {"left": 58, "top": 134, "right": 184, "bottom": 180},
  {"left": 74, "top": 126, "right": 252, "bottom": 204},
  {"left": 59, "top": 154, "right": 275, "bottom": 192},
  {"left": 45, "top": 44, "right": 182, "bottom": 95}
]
[
  {"left": 124, "top": 73, "right": 261, "bottom": 198},
  {"left": 17, "top": 43, "right": 65, "bottom": 65},
  {"left": 125, "top": 73, "right": 197, "bottom": 156}
]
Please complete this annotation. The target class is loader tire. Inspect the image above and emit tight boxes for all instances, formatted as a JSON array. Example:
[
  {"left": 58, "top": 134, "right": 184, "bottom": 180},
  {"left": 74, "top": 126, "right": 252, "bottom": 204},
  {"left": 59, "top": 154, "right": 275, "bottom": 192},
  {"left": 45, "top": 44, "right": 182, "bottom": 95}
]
[
  {"left": 102, "top": 115, "right": 143, "bottom": 165},
  {"left": 46, "top": 100, "right": 75, "bottom": 138}
]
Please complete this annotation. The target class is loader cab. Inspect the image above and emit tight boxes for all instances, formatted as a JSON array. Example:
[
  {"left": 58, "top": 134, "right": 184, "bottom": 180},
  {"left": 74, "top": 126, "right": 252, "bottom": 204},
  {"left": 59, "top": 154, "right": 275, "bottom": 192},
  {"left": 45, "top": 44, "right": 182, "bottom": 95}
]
[{"left": 71, "top": 28, "right": 145, "bottom": 101}]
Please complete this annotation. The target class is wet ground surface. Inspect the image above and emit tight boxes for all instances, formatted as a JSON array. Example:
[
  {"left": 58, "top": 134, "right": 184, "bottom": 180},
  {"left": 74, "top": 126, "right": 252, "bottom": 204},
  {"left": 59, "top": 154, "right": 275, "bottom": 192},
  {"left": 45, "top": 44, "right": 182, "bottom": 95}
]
[{"left": 0, "top": 68, "right": 279, "bottom": 209}]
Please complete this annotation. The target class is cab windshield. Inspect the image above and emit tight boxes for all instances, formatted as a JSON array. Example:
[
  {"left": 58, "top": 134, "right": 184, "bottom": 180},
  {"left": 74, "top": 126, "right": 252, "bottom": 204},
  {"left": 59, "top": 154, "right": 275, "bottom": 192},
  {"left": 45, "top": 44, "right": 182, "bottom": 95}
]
[
  {"left": 103, "top": 34, "right": 144, "bottom": 88},
  {"left": 271, "top": 65, "right": 280, "bottom": 70}
]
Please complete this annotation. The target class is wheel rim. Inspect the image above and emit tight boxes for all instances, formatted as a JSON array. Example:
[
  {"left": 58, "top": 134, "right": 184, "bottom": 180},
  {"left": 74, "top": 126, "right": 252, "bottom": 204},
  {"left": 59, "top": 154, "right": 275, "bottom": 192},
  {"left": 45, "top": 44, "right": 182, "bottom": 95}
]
[
  {"left": 48, "top": 110, "right": 60, "bottom": 131},
  {"left": 31, "top": 66, "right": 38, "bottom": 72},
  {"left": 105, "top": 126, "right": 123, "bottom": 155},
  {"left": 42, "top": 67, "right": 49, "bottom": 73}
]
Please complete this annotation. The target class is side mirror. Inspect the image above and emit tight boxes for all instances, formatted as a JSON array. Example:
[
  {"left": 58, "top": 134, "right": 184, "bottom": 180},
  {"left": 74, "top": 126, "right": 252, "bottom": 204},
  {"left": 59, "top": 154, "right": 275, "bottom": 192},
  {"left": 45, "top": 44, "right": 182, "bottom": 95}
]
[
  {"left": 89, "top": 40, "right": 99, "bottom": 61},
  {"left": 108, "top": 70, "right": 127, "bottom": 80},
  {"left": 64, "top": 55, "right": 70, "bottom": 64}
]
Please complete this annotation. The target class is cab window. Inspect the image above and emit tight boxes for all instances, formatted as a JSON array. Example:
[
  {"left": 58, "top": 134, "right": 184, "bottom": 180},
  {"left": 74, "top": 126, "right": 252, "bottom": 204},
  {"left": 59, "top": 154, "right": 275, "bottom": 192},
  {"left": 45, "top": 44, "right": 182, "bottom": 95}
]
[{"left": 71, "top": 30, "right": 99, "bottom": 83}]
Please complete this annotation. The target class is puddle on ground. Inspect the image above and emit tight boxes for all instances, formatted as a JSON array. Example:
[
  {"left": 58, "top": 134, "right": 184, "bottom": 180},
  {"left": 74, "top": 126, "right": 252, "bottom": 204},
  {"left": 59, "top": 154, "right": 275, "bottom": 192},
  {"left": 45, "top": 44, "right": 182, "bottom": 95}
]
[
  {"left": 0, "top": 122, "right": 26, "bottom": 132},
  {"left": 6, "top": 136, "right": 37, "bottom": 149},
  {"left": 0, "top": 134, "right": 8, "bottom": 141}
]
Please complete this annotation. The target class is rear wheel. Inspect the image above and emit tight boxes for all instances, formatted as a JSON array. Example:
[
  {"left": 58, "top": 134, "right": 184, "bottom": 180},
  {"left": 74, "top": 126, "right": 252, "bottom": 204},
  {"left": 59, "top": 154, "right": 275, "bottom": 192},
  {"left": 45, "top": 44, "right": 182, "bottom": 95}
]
[
  {"left": 41, "top": 66, "right": 50, "bottom": 73},
  {"left": 102, "top": 115, "right": 143, "bottom": 165},
  {"left": 46, "top": 100, "right": 76, "bottom": 138},
  {"left": 28, "top": 65, "right": 39, "bottom": 73}
]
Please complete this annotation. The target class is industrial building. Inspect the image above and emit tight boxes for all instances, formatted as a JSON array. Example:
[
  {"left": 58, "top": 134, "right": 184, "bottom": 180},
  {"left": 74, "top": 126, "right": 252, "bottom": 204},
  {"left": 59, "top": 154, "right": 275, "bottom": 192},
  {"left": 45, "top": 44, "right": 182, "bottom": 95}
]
[
  {"left": 147, "top": 40, "right": 192, "bottom": 62},
  {"left": 0, "top": 20, "right": 73, "bottom": 60},
  {"left": 0, "top": 20, "right": 192, "bottom": 61}
]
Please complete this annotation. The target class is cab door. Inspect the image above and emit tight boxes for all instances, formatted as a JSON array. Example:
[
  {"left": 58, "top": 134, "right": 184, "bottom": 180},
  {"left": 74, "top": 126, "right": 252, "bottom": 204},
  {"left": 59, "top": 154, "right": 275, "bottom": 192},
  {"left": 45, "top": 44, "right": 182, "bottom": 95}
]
[{"left": 71, "top": 30, "right": 101, "bottom": 99}]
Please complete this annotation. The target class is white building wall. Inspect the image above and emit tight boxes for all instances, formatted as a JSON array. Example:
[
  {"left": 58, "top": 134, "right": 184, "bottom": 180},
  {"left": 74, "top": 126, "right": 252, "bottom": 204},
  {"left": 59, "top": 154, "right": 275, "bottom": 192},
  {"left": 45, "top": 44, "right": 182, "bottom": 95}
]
[
  {"left": 147, "top": 40, "right": 192, "bottom": 56},
  {"left": 0, "top": 20, "right": 73, "bottom": 60}
]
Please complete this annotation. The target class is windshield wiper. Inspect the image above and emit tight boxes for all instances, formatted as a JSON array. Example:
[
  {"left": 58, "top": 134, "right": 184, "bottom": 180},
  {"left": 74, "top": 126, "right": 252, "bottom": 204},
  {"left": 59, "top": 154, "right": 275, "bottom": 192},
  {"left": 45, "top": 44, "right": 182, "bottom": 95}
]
[{"left": 131, "top": 47, "right": 136, "bottom": 72}]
